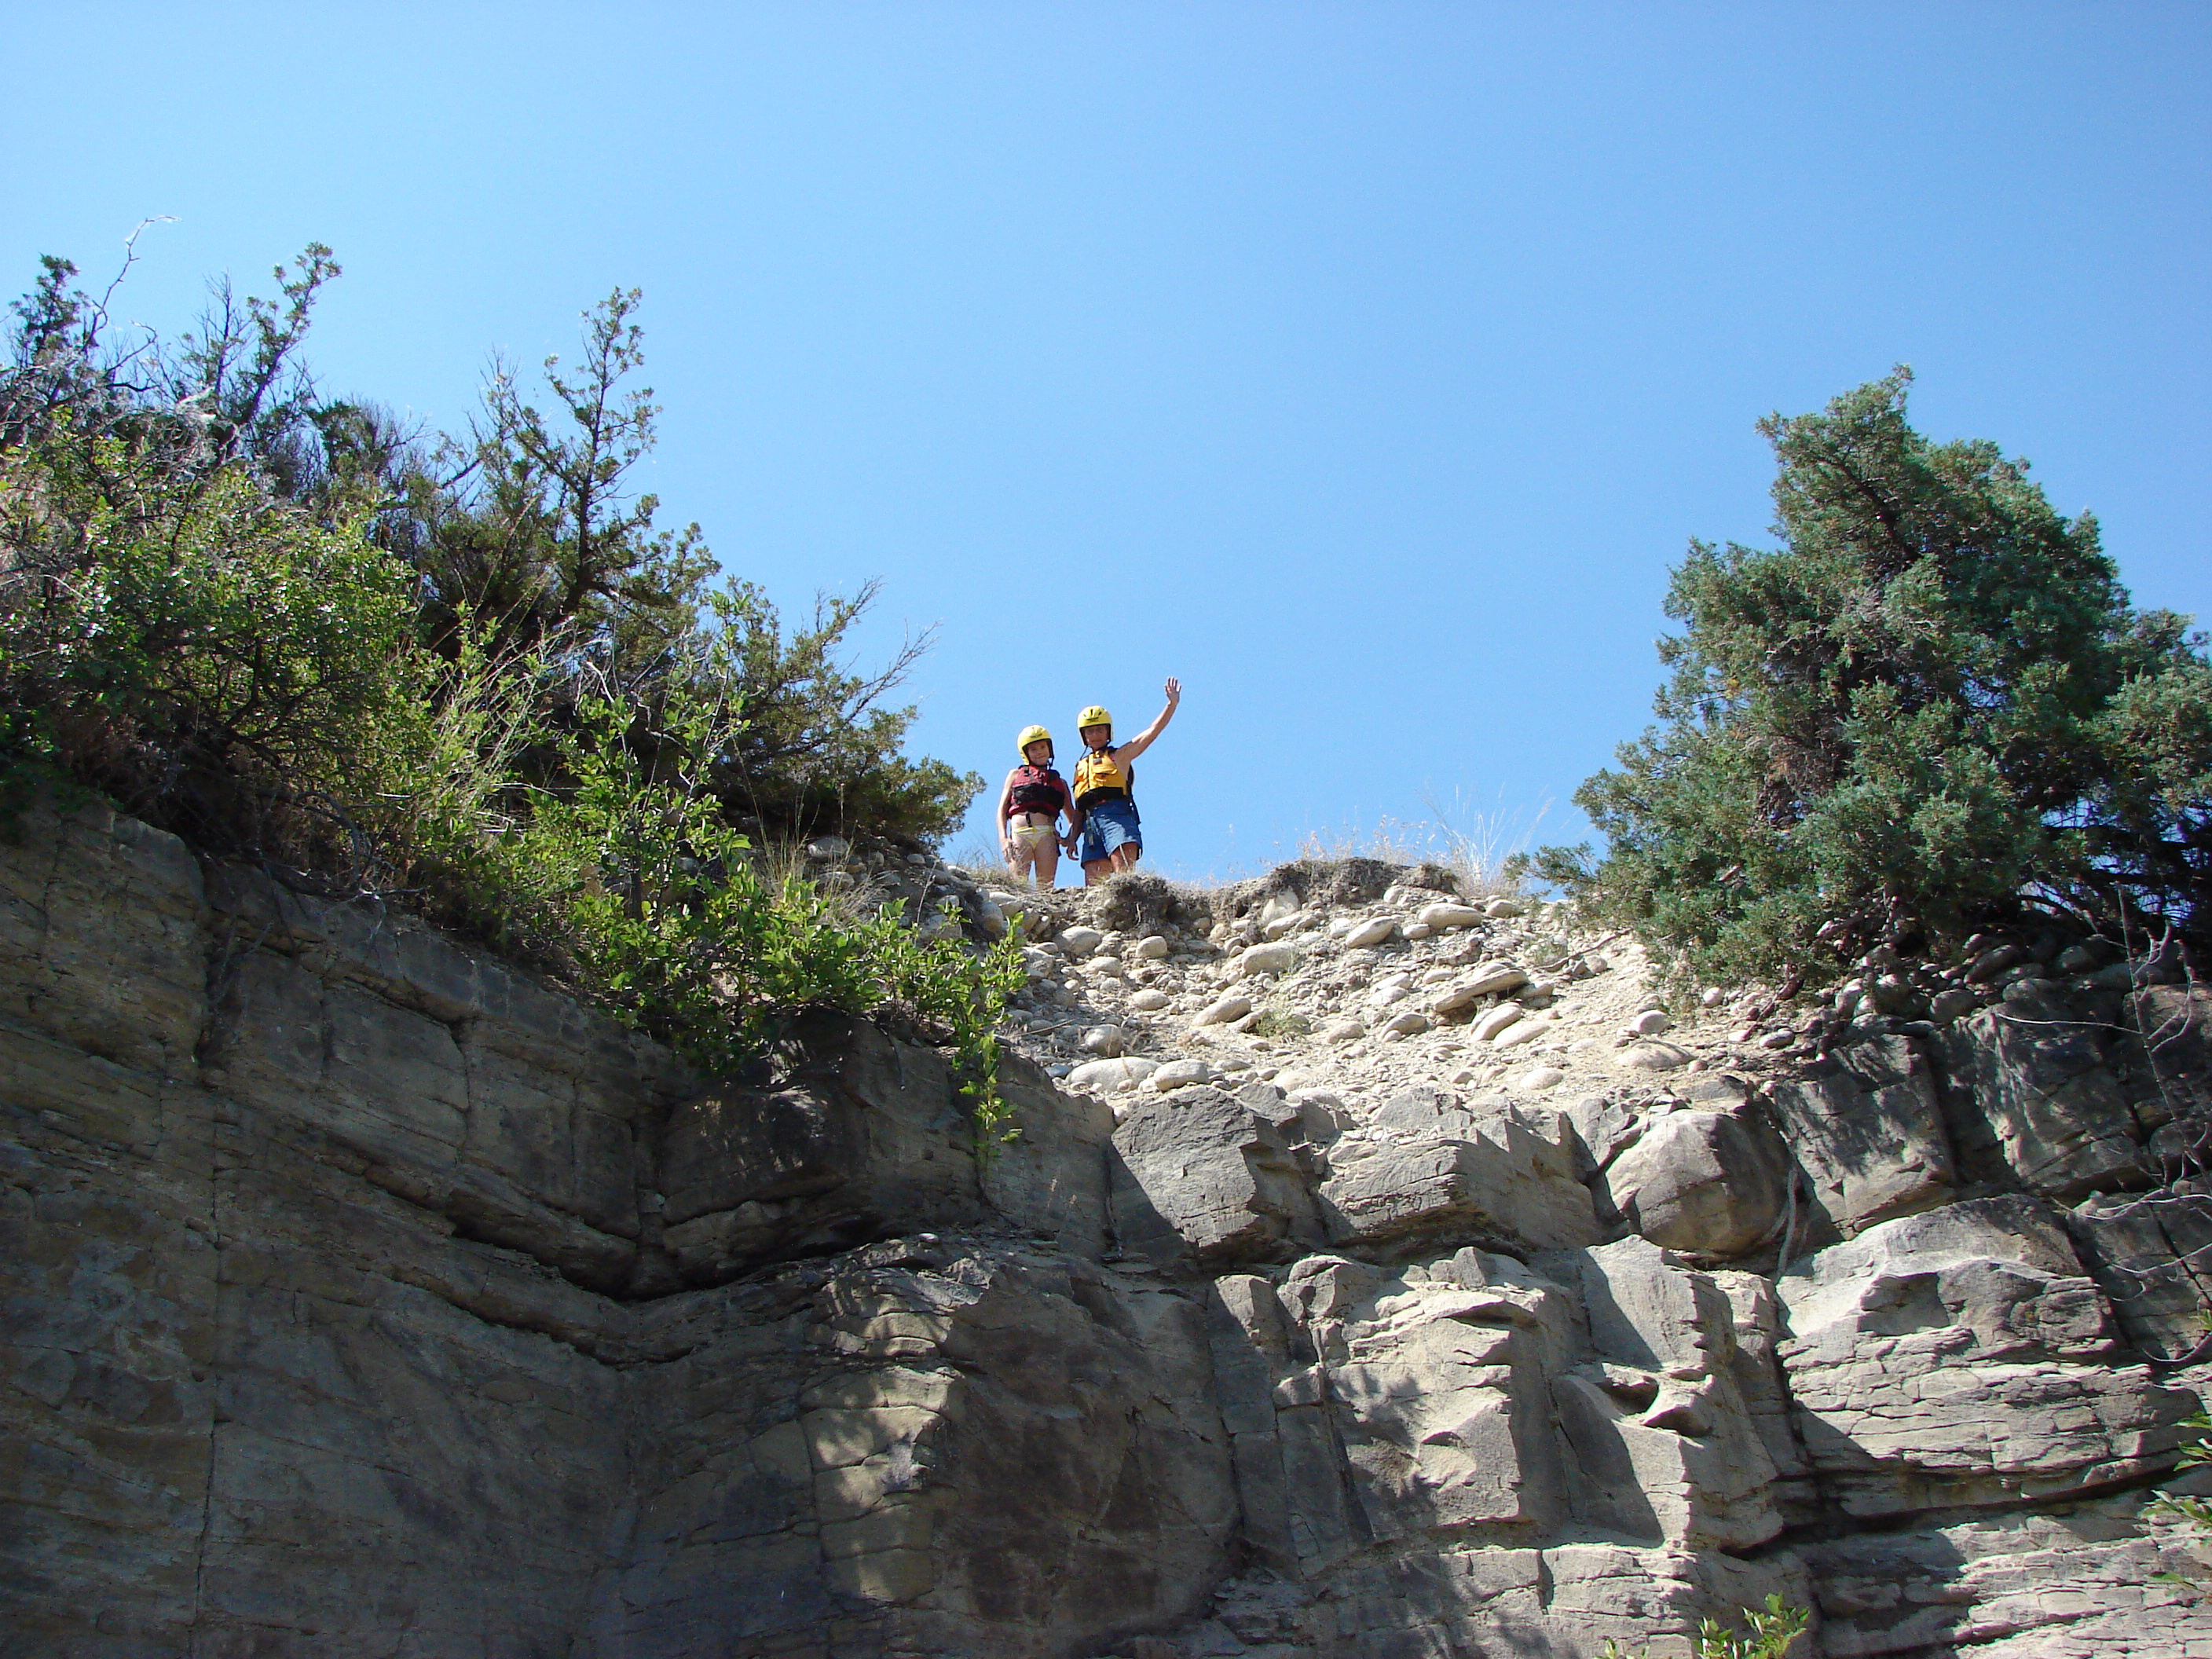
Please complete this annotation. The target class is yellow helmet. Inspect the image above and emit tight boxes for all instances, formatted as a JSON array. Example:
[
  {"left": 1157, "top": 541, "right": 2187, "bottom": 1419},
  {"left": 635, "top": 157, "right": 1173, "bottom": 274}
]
[
  {"left": 1016, "top": 723, "right": 1052, "bottom": 756},
  {"left": 1077, "top": 705, "right": 1112, "bottom": 731}
]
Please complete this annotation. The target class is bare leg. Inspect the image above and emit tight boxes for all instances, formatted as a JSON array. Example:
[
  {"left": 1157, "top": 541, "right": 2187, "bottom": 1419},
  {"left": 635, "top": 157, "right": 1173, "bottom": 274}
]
[
  {"left": 1082, "top": 859, "right": 1112, "bottom": 886},
  {"left": 1110, "top": 844, "right": 1143, "bottom": 874}
]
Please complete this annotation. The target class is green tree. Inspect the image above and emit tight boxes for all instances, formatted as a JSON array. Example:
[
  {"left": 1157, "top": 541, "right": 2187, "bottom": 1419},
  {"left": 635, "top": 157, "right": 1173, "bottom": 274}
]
[{"left": 1544, "top": 370, "right": 2210, "bottom": 988}]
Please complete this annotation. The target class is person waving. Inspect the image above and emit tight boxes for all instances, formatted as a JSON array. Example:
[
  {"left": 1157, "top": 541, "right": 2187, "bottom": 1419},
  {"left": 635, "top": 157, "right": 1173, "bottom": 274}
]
[{"left": 1070, "top": 678, "right": 1181, "bottom": 885}]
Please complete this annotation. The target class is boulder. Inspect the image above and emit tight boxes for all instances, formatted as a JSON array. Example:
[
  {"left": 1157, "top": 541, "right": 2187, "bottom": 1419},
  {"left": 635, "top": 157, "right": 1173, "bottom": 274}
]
[
  {"left": 1150, "top": 1058, "right": 1214, "bottom": 1092},
  {"left": 1493, "top": 1015, "right": 1555, "bottom": 1049},
  {"left": 1128, "top": 988, "right": 1170, "bottom": 1012},
  {"left": 1623, "top": 1042, "right": 1691, "bottom": 1072},
  {"left": 1463, "top": 962, "right": 1531, "bottom": 998},
  {"left": 1595, "top": 1104, "right": 1792, "bottom": 1258},
  {"left": 1194, "top": 993, "right": 1254, "bottom": 1027},
  {"left": 1472, "top": 1004, "right": 1527, "bottom": 1042},
  {"left": 1417, "top": 902, "right": 1487, "bottom": 930},
  {"left": 1235, "top": 941, "right": 1299, "bottom": 979},
  {"left": 1058, "top": 926, "right": 1104, "bottom": 958},
  {"left": 1067, "top": 1057, "right": 1160, "bottom": 1093},
  {"left": 1342, "top": 916, "right": 1397, "bottom": 950}
]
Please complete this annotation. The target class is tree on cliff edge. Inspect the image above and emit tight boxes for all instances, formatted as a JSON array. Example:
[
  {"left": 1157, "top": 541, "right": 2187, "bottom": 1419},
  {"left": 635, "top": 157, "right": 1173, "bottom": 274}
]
[{"left": 1541, "top": 369, "right": 2211, "bottom": 987}]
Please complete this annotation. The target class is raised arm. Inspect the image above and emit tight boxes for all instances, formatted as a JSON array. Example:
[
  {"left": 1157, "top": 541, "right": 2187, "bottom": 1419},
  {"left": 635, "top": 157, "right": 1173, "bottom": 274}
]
[{"left": 1111, "top": 677, "right": 1182, "bottom": 765}]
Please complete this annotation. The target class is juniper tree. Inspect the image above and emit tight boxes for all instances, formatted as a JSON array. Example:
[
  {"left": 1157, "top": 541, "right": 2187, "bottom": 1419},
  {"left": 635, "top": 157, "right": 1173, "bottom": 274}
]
[{"left": 1543, "top": 369, "right": 2210, "bottom": 987}]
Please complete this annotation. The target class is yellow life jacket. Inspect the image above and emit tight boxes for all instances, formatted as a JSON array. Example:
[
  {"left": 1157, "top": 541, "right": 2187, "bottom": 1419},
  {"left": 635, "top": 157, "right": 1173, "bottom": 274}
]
[{"left": 1073, "top": 747, "right": 1132, "bottom": 810}]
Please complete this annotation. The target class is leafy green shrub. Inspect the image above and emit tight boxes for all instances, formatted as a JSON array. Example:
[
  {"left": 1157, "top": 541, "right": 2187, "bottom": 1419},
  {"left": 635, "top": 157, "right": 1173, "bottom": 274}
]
[
  {"left": 0, "top": 441, "right": 420, "bottom": 855},
  {"left": 1, "top": 249, "right": 1022, "bottom": 1133},
  {"left": 1540, "top": 371, "right": 2210, "bottom": 989}
]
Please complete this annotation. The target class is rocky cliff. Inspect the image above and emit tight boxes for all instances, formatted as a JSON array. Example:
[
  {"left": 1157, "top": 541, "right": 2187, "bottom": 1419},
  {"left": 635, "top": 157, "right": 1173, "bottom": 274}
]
[{"left": 4, "top": 804, "right": 2209, "bottom": 1657}]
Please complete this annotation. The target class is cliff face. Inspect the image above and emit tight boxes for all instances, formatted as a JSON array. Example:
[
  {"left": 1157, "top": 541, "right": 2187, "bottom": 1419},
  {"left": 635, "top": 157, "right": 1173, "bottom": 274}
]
[{"left": 2, "top": 804, "right": 2207, "bottom": 1657}]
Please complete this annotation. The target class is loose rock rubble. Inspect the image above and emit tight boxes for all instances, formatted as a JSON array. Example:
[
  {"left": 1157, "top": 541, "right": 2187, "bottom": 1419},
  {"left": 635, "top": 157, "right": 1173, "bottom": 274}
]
[{"left": 5, "top": 815, "right": 2209, "bottom": 1657}]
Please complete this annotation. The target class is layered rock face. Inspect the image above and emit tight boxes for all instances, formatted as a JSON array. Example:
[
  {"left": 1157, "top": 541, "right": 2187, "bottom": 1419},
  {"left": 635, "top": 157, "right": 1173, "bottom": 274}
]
[{"left": 3, "top": 805, "right": 2209, "bottom": 1656}]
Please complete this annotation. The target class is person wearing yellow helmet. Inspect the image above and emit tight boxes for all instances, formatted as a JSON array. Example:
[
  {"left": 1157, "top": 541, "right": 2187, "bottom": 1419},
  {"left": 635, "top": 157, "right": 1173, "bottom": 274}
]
[
  {"left": 1071, "top": 676, "right": 1181, "bottom": 885},
  {"left": 996, "top": 724, "right": 1077, "bottom": 887}
]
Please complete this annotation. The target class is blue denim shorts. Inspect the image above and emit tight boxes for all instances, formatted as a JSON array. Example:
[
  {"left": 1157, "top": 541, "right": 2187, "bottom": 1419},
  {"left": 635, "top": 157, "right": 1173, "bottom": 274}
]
[{"left": 1078, "top": 798, "right": 1141, "bottom": 864}]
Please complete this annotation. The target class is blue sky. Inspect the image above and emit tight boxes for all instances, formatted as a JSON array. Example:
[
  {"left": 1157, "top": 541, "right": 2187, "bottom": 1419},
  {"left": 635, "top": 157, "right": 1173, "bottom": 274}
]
[{"left": 7, "top": 4, "right": 2207, "bottom": 881}]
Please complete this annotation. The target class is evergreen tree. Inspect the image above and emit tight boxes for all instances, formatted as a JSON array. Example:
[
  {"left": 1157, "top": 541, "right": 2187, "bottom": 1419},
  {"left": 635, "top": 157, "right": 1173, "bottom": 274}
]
[{"left": 1545, "top": 370, "right": 2210, "bottom": 987}]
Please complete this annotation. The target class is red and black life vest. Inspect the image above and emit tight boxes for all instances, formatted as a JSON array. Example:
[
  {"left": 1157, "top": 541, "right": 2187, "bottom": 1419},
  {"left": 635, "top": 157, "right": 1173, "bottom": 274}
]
[{"left": 1005, "top": 764, "right": 1070, "bottom": 819}]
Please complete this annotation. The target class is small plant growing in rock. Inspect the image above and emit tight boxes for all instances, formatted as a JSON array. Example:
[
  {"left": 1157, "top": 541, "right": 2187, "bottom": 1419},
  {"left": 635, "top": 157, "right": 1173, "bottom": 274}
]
[
  {"left": 1598, "top": 1596, "right": 1811, "bottom": 1659},
  {"left": 2148, "top": 1408, "right": 2212, "bottom": 1599}
]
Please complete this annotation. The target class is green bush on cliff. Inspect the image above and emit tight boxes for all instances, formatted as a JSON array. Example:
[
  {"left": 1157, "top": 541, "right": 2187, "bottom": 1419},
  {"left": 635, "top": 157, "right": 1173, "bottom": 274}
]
[
  {"left": 1534, "top": 370, "right": 2211, "bottom": 989},
  {"left": 0, "top": 246, "right": 1020, "bottom": 1130}
]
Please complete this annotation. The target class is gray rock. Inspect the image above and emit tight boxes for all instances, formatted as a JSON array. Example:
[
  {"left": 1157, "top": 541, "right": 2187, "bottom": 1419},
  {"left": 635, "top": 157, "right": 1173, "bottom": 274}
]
[
  {"left": 12, "top": 802, "right": 2209, "bottom": 1659},
  {"left": 1067, "top": 1056, "right": 1160, "bottom": 1093},
  {"left": 1320, "top": 1122, "right": 1600, "bottom": 1252},
  {"left": 1341, "top": 916, "right": 1397, "bottom": 949},
  {"left": 1058, "top": 925, "right": 1104, "bottom": 958},
  {"left": 1462, "top": 961, "right": 1531, "bottom": 998},
  {"left": 1194, "top": 993, "right": 1254, "bottom": 1027},
  {"left": 2066, "top": 1187, "right": 2212, "bottom": 1359},
  {"left": 1934, "top": 1005, "right": 2145, "bottom": 1198},
  {"left": 1596, "top": 1104, "right": 1792, "bottom": 1258},
  {"left": 1149, "top": 1057, "right": 1215, "bottom": 1091},
  {"left": 1472, "top": 1003, "right": 1527, "bottom": 1042},
  {"left": 1234, "top": 941, "right": 1298, "bottom": 978},
  {"left": 1417, "top": 902, "right": 1486, "bottom": 930},
  {"left": 1563, "top": 1240, "right": 1785, "bottom": 1549},
  {"left": 1769, "top": 1035, "right": 1955, "bottom": 1233},
  {"left": 1110, "top": 1086, "right": 1322, "bottom": 1266},
  {"left": 1079, "top": 1024, "right": 1125, "bottom": 1057},
  {"left": 1776, "top": 1197, "right": 2196, "bottom": 1518},
  {"left": 1493, "top": 1013, "right": 1556, "bottom": 1049},
  {"left": 1803, "top": 1510, "right": 2212, "bottom": 1659}
]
